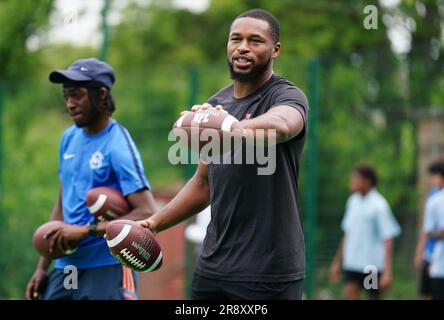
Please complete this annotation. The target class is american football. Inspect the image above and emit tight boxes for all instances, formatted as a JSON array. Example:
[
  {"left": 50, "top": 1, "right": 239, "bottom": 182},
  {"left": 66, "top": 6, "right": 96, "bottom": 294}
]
[
  {"left": 32, "top": 221, "right": 78, "bottom": 259},
  {"left": 106, "top": 219, "right": 163, "bottom": 272},
  {"left": 172, "top": 109, "right": 239, "bottom": 152},
  {"left": 86, "top": 187, "right": 130, "bottom": 221}
]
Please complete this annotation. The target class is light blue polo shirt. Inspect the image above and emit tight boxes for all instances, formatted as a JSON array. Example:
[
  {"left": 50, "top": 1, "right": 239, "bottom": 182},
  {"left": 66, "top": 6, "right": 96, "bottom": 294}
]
[
  {"left": 423, "top": 188, "right": 444, "bottom": 278},
  {"left": 55, "top": 119, "right": 151, "bottom": 269},
  {"left": 341, "top": 189, "right": 401, "bottom": 273}
]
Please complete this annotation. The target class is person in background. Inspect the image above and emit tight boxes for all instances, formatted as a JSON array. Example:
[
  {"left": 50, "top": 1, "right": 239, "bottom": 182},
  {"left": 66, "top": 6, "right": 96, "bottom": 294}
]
[
  {"left": 422, "top": 160, "right": 444, "bottom": 300},
  {"left": 26, "top": 58, "right": 156, "bottom": 300},
  {"left": 414, "top": 186, "right": 439, "bottom": 300},
  {"left": 329, "top": 164, "right": 401, "bottom": 300}
]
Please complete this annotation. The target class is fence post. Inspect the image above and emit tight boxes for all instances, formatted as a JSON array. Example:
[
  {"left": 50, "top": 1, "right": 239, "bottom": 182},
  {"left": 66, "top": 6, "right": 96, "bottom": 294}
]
[
  {"left": 304, "top": 58, "right": 320, "bottom": 299},
  {"left": 0, "top": 83, "right": 3, "bottom": 216},
  {"left": 99, "top": 0, "right": 112, "bottom": 61}
]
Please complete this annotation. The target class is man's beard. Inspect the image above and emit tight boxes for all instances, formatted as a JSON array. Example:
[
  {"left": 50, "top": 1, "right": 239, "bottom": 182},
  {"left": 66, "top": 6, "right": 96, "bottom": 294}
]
[
  {"left": 74, "top": 104, "right": 102, "bottom": 128},
  {"left": 228, "top": 57, "right": 272, "bottom": 82}
]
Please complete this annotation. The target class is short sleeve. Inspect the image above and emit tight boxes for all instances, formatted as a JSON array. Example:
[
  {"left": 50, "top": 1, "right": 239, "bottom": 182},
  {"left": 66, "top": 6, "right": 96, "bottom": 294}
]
[
  {"left": 423, "top": 199, "right": 436, "bottom": 233},
  {"left": 58, "top": 131, "right": 67, "bottom": 179},
  {"left": 376, "top": 202, "right": 401, "bottom": 240},
  {"left": 110, "top": 127, "right": 151, "bottom": 197},
  {"left": 270, "top": 85, "right": 309, "bottom": 124},
  {"left": 341, "top": 197, "right": 353, "bottom": 232}
]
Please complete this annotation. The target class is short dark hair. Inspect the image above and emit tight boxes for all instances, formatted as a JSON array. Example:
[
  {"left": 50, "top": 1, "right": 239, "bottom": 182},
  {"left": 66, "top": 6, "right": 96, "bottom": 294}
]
[
  {"left": 429, "top": 160, "right": 444, "bottom": 177},
  {"left": 354, "top": 164, "right": 378, "bottom": 186},
  {"left": 234, "top": 8, "right": 280, "bottom": 43}
]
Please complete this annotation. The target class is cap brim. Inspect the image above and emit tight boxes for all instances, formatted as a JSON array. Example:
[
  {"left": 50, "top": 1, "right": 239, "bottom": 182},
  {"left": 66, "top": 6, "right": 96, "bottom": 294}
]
[{"left": 49, "top": 70, "right": 93, "bottom": 84}]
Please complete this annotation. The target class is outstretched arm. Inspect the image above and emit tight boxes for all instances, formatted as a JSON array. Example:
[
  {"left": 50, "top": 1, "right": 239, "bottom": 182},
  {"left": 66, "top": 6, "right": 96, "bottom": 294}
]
[
  {"left": 140, "top": 160, "right": 210, "bottom": 233},
  {"left": 233, "top": 105, "right": 305, "bottom": 145},
  {"left": 191, "top": 103, "right": 305, "bottom": 145}
]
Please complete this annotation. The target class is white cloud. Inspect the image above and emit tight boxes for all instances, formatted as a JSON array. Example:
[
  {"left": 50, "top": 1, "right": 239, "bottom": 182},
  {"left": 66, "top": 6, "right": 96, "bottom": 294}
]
[
  {"left": 30, "top": 0, "right": 209, "bottom": 50},
  {"left": 380, "top": 0, "right": 400, "bottom": 9},
  {"left": 173, "top": 0, "right": 209, "bottom": 13},
  {"left": 47, "top": 0, "right": 103, "bottom": 48}
]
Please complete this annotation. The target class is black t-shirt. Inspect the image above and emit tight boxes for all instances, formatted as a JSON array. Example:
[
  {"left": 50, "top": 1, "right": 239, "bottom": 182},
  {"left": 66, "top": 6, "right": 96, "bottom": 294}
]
[{"left": 195, "top": 74, "right": 309, "bottom": 282}]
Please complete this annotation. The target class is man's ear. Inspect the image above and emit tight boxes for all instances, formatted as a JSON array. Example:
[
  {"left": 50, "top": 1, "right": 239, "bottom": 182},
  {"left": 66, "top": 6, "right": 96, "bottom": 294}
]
[
  {"left": 272, "top": 42, "right": 281, "bottom": 59},
  {"left": 99, "top": 87, "right": 108, "bottom": 100}
]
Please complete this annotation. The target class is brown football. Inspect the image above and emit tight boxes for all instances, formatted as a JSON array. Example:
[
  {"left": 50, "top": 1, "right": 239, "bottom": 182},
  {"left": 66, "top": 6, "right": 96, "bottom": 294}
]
[
  {"left": 172, "top": 109, "right": 239, "bottom": 152},
  {"left": 32, "top": 221, "right": 78, "bottom": 259},
  {"left": 86, "top": 187, "right": 130, "bottom": 221},
  {"left": 106, "top": 219, "right": 163, "bottom": 272}
]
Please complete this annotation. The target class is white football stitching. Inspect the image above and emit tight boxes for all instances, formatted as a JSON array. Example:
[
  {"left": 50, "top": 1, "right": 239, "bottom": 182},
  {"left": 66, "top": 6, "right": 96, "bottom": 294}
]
[{"left": 120, "top": 248, "right": 146, "bottom": 270}]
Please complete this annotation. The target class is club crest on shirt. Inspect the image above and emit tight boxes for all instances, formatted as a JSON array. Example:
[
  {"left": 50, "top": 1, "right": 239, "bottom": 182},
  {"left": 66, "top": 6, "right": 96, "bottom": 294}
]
[{"left": 89, "top": 151, "right": 104, "bottom": 169}]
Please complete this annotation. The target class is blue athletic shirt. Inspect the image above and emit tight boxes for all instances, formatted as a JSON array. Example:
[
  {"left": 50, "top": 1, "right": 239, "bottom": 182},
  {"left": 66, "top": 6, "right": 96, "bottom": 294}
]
[
  {"left": 423, "top": 188, "right": 444, "bottom": 278},
  {"left": 424, "top": 188, "right": 439, "bottom": 262},
  {"left": 55, "top": 119, "right": 151, "bottom": 269}
]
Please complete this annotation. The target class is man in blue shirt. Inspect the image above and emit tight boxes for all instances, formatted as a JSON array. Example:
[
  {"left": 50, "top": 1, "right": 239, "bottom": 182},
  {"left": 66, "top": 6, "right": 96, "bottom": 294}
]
[
  {"left": 423, "top": 160, "right": 444, "bottom": 300},
  {"left": 26, "top": 58, "right": 157, "bottom": 300},
  {"left": 414, "top": 188, "right": 438, "bottom": 300},
  {"left": 329, "top": 165, "right": 401, "bottom": 299}
]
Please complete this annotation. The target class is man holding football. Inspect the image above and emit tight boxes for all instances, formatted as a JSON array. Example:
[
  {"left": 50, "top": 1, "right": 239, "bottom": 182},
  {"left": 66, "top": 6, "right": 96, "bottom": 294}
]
[
  {"left": 26, "top": 58, "right": 156, "bottom": 300},
  {"left": 140, "top": 9, "right": 308, "bottom": 299}
]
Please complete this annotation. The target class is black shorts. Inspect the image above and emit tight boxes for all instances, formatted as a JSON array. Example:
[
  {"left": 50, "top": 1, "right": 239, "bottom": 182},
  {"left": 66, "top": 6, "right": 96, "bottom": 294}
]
[
  {"left": 432, "top": 278, "right": 444, "bottom": 300},
  {"left": 343, "top": 270, "right": 381, "bottom": 293},
  {"left": 42, "top": 264, "right": 138, "bottom": 300},
  {"left": 420, "top": 261, "right": 433, "bottom": 296},
  {"left": 191, "top": 272, "right": 304, "bottom": 300}
]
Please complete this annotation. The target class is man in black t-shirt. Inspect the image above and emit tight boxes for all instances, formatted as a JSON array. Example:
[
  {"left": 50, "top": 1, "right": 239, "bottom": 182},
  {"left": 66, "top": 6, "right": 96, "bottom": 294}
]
[{"left": 139, "top": 8, "right": 309, "bottom": 299}]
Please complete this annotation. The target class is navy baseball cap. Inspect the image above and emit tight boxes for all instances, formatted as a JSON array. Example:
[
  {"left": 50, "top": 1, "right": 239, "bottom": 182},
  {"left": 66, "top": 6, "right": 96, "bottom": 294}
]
[{"left": 49, "top": 58, "right": 115, "bottom": 89}]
